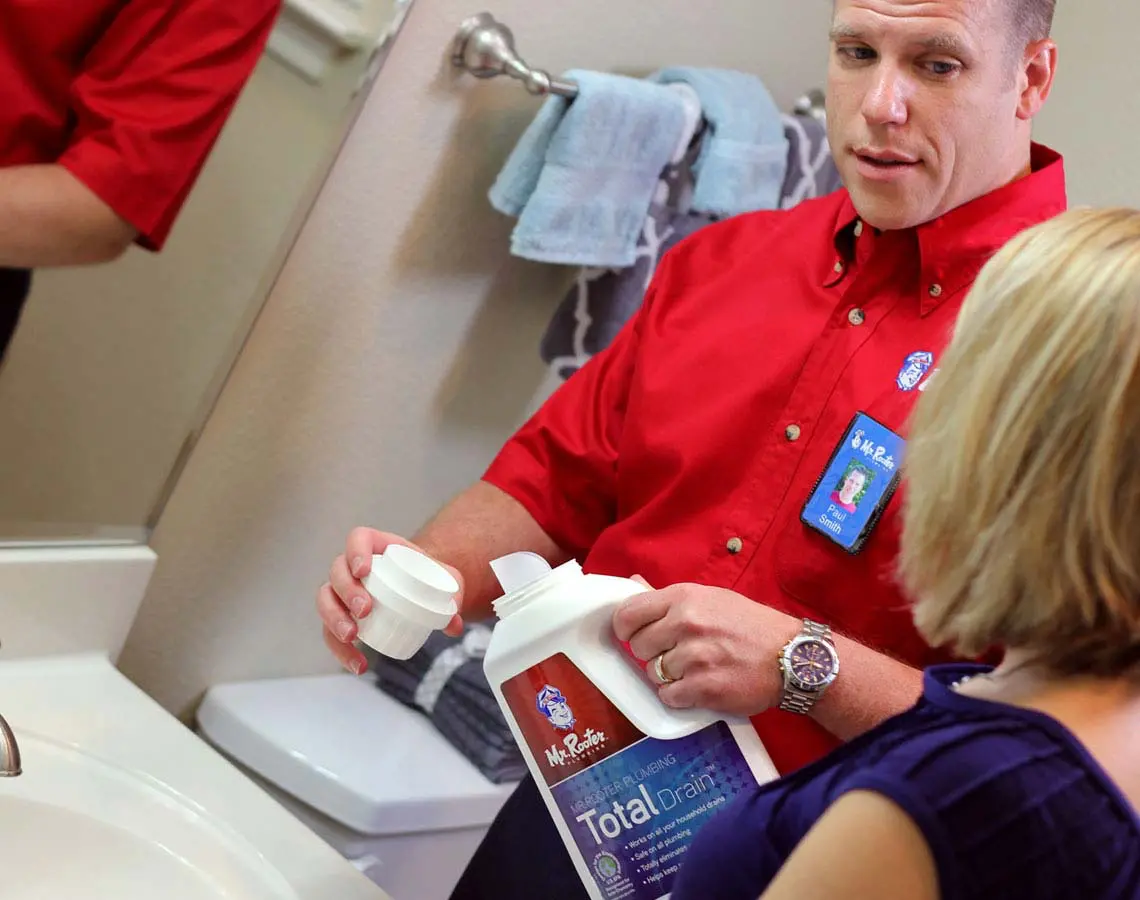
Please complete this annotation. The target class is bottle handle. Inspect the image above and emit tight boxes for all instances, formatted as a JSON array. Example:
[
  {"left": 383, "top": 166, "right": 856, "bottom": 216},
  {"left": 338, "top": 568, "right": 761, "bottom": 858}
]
[{"left": 573, "top": 589, "right": 717, "bottom": 739}]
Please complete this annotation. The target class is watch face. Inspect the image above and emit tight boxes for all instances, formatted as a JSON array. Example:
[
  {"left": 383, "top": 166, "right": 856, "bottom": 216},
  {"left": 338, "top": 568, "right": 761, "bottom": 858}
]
[{"left": 785, "top": 637, "right": 838, "bottom": 690}]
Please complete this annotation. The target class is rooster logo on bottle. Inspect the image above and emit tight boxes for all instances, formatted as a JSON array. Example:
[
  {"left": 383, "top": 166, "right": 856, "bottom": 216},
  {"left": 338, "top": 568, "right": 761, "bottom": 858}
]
[{"left": 536, "top": 684, "right": 576, "bottom": 731}]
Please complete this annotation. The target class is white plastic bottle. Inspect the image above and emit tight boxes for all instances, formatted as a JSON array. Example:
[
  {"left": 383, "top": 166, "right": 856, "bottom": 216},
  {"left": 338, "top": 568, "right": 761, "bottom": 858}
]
[{"left": 483, "top": 552, "right": 780, "bottom": 900}]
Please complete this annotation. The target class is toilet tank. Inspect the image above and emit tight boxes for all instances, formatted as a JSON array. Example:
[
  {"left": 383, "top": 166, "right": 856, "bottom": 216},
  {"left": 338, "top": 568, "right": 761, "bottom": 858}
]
[{"left": 196, "top": 673, "right": 518, "bottom": 899}]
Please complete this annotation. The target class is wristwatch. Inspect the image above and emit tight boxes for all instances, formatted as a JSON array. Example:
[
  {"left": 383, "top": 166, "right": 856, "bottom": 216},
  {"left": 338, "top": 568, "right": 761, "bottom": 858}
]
[{"left": 777, "top": 619, "right": 840, "bottom": 714}]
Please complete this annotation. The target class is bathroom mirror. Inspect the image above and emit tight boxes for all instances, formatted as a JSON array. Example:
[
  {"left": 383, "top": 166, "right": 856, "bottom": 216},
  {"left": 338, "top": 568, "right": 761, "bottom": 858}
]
[{"left": 0, "top": 0, "right": 416, "bottom": 546}]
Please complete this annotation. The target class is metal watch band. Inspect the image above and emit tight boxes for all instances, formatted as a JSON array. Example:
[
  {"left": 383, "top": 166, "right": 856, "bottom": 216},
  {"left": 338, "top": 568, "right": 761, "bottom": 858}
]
[
  {"left": 777, "top": 619, "right": 835, "bottom": 715},
  {"left": 778, "top": 686, "right": 819, "bottom": 715},
  {"left": 803, "top": 619, "right": 832, "bottom": 640}
]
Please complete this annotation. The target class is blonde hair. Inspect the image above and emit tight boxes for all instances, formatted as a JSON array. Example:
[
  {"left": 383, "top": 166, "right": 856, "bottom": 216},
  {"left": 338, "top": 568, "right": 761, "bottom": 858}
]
[{"left": 900, "top": 207, "right": 1140, "bottom": 677}]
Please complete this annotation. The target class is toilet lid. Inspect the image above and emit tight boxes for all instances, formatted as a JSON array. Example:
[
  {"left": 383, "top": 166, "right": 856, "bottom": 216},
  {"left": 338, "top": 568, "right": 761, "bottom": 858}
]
[{"left": 197, "top": 673, "right": 518, "bottom": 836}]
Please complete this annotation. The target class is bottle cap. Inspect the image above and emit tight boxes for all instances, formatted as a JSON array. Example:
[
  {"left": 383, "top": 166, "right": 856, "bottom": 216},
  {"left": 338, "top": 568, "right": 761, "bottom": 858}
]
[
  {"left": 490, "top": 551, "right": 552, "bottom": 593},
  {"left": 355, "top": 544, "right": 460, "bottom": 659}
]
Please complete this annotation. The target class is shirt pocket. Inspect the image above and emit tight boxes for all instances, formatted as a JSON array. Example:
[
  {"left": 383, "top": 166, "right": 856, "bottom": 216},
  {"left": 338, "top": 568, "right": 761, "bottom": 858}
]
[
  {"left": 771, "top": 487, "right": 938, "bottom": 666},
  {"left": 769, "top": 349, "right": 952, "bottom": 669}
]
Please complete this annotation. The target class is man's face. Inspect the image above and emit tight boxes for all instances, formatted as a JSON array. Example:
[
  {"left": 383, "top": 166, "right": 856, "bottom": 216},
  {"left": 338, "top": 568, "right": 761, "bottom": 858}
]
[{"left": 826, "top": 0, "right": 1045, "bottom": 230}]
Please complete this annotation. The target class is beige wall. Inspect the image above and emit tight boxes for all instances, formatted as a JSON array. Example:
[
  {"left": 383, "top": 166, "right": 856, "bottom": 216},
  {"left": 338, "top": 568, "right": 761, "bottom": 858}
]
[
  {"left": 1030, "top": 2, "right": 1140, "bottom": 207},
  {"left": 117, "top": 0, "right": 834, "bottom": 716},
  {"left": 118, "top": 1, "right": 1140, "bottom": 717}
]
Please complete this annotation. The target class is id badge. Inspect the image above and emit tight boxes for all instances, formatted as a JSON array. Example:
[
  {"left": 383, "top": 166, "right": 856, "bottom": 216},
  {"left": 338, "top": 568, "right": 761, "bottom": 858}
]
[{"left": 801, "top": 413, "right": 906, "bottom": 554}]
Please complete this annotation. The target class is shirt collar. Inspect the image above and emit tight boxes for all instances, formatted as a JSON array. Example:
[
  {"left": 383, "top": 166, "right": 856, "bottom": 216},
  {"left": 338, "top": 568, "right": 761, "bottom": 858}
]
[{"left": 824, "top": 143, "right": 1068, "bottom": 315}]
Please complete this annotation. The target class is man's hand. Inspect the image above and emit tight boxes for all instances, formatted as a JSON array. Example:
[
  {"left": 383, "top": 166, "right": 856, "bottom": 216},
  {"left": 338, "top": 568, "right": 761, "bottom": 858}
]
[
  {"left": 317, "top": 527, "right": 465, "bottom": 674},
  {"left": 612, "top": 583, "right": 798, "bottom": 717},
  {"left": 614, "top": 581, "right": 926, "bottom": 741}
]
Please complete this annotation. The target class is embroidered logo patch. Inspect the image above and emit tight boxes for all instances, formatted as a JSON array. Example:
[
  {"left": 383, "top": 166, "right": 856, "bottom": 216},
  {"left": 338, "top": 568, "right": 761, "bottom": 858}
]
[{"left": 897, "top": 351, "right": 934, "bottom": 391}]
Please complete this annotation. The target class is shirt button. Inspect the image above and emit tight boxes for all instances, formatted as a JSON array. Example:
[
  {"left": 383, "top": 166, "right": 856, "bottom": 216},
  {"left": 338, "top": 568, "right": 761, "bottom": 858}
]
[
  {"left": 853, "top": 220, "right": 864, "bottom": 237},
  {"left": 848, "top": 308, "right": 865, "bottom": 326},
  {"left": 833, "top": 260, "right": 844, "bottom": 274},
  {"left": 726, "top": 537, "right": 744, "bottom": 555},
  {"left": 785, "top": 424, "right": 802, "bottom": 441},
  {"left": 929, "top": 283, "right": 943, "bottom": 298}
]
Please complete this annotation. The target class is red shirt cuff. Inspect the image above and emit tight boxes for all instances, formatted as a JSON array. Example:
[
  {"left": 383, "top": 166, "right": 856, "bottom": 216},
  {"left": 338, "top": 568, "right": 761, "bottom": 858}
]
[{"left": 58, "top": 139, "right": 167, "bottom": 250}]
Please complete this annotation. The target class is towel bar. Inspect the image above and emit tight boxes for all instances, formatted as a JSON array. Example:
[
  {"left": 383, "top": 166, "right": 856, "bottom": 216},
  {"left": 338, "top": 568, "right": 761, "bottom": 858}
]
[
  {"left": 449, "top": 10, "right": 827, "bottom": 120},
  {"left": 450, "top": 12, "right": 578, "bottom": 98},
  {"left": 794, "top": 88, "right": 827, "bottom": 122}
]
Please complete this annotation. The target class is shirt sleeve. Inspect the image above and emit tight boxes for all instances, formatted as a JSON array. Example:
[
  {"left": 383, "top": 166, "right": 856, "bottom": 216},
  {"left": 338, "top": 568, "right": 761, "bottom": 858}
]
[
  {"left": 57, "top": 0, "right": 282, "bottom": 250},
  {"left": 836, "top": 743, "right": 1137, "bottom": 900},
  {"left": 482, "top": 259, "right": 671, "bottom": 560}
]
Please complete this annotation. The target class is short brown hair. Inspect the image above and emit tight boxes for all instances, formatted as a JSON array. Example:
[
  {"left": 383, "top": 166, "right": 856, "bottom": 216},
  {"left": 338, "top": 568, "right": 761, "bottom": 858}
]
[
  {"left": 1008, "top": 0, "right": 1056, "bottom": 47},
  {"left": 900, "top": 207, "right": 1140, "bottom": 679}
]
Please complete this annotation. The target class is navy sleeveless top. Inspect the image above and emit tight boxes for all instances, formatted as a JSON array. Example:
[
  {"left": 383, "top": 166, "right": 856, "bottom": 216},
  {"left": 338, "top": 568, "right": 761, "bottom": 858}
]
[{"left": 671, "top": 664, "right": 1140, "bottom": 899}]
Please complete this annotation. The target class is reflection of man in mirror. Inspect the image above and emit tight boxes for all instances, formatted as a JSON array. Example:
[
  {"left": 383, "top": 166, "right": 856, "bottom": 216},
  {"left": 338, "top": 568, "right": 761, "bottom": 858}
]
[
  {"left": 830, "top": 463, "right": 872, "bottom": 514},
  {"left": 0, "top": 1, "right": 283, "bottom": 364}
]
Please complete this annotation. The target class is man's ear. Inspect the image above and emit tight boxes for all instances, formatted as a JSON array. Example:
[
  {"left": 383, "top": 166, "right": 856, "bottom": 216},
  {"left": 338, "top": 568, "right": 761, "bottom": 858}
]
[{"left": 1017, "top": 38, "right": 1057, "bottom": 121}]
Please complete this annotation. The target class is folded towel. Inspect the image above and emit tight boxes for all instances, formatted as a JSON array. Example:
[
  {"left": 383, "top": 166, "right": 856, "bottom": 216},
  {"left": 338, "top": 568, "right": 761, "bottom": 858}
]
[
  {"left": 540, "top": 111, "right": 842, "bottom": 379},
  {"left": 366, "top": 624, "right": 528, "bottom": 785},
  {"left": 649, "top": 67, "right": 789, "bottom": 218},
  {"left": 488, "top": 70, "right": 690, "bottom": 268}
]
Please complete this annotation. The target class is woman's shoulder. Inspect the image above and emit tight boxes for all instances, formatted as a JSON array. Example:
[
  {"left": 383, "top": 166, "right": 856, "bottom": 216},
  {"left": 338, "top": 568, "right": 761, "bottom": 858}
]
[
  {"left": 834, "top": 665, "right": 1121, "bottom": 802},
  {"left": 823, "top": 665, "right": 1140, "bottom": 896}
]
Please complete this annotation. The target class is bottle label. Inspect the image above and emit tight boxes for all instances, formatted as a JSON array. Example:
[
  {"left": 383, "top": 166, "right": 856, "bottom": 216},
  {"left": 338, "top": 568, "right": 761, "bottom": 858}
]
[{"left": 501, "top": 652, "right": 762, "bottom": 900}]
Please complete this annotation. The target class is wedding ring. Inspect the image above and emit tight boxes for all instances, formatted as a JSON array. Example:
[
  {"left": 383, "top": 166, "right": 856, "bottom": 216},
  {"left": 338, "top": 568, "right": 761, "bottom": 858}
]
[{"left": 653, "top": 653, "right": 677, "bottom": 685}]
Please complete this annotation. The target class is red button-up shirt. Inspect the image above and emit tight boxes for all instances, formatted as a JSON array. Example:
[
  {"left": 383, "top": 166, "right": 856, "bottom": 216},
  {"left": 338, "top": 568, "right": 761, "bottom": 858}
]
[
  {"left": 484, "top": 143, "right": 1068, "bottom": 775},
  {"left": 1, "top": 0, "right": 279, "bottom": 250}
]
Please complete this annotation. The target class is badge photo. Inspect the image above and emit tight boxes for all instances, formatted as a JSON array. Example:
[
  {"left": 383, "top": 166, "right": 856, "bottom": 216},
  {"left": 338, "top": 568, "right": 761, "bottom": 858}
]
[{"left": 801, "top": 413, "right": 907, "bottom": 554}]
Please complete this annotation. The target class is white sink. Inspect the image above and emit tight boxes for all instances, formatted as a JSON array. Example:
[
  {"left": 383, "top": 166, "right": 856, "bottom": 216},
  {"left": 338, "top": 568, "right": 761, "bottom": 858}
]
[
  {"left": 0, "top": 729, "right": 297, "bottom": 899},
  {"left": 0, "top": 654, "right": 388, "bottom": 900}
]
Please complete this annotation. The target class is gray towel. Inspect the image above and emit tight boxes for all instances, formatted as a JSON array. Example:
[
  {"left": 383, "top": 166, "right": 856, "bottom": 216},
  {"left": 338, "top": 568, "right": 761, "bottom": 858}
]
[
  {"left": 539, "top": 208, "right": 716, "bottom": 380},
  {"left": 366, "top": 625, "right": 528, "bottom": 785},
  {"left": 539, "top": 112, "right": 841, "bottom": 379},
  {"left": 779, "top": 110, "right": 844, "bottom": 207}
]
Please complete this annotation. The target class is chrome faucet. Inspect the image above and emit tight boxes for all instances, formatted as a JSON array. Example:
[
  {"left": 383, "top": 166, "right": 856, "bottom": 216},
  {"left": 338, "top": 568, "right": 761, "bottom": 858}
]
[{"left": 0, "top": 712, "right": 21, "bottom": 777}]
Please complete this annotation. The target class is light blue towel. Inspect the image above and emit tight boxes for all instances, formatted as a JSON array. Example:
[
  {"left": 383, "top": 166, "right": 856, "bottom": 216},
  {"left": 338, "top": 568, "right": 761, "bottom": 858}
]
[
  {"left": 488, "top": 69, "right": 689, "bottom": 268},
  {"left": 649, "top": 67, "right": 789, "bottom": 218}
]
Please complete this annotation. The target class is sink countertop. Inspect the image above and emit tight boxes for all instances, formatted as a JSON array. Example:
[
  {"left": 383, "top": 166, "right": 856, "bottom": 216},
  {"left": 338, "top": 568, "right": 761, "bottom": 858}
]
[{"left": 0, "top": 653, "right": 393, "bottom": 900}]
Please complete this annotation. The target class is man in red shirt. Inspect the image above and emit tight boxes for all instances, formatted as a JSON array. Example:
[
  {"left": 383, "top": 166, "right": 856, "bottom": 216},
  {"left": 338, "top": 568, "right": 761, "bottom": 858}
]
[
  {"left": 0, "top": 1, "right": 281, "bottom": 361},
  {"left": 319, "top": 0, "right": 1065, "bottom": 897}
]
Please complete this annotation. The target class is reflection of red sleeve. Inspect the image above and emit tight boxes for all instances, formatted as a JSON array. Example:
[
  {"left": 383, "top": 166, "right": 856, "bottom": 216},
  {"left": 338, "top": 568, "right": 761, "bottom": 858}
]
[{"left": 58, "top": 0, "right": 281, "bottom": 250}]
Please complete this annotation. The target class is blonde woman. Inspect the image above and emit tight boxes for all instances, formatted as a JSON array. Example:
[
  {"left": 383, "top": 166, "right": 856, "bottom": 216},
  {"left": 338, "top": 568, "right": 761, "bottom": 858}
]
[{"left": 671, "top": 207, "right": 1140, "bottom": 900}]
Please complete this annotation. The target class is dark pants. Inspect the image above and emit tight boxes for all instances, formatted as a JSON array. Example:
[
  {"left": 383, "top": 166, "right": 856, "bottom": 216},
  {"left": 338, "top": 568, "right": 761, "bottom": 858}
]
[
  {"left": 450, "top": 774, "right": 590, "bottom": 900},
  {"left": 0, "top": 267, "right": 32, "bottom": 364}
]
